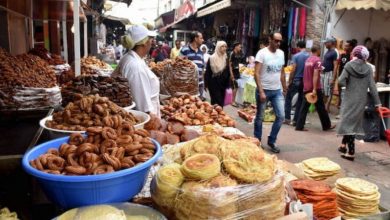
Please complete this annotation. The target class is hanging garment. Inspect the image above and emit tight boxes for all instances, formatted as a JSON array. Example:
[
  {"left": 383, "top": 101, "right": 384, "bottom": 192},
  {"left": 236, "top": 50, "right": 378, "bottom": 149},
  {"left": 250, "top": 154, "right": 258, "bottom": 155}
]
[
  {"left": 288, "top": 7, "right": 294, "bottom": 43},
  {"left": 254, "top": 9, "right": 261, "bottom": 38},
  {"left": 293, "top": 8, "right": 299, "bottom": 40},
  {"left": 299, "top": 7, "right": 306, "bottom": 39}
]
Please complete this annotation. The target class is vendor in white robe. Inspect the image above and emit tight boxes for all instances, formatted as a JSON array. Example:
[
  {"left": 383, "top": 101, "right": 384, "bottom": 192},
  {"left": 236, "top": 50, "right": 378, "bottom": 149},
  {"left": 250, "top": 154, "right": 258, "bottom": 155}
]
[{"left": 114, "top": 24, "right": 160, "bottom": 118}]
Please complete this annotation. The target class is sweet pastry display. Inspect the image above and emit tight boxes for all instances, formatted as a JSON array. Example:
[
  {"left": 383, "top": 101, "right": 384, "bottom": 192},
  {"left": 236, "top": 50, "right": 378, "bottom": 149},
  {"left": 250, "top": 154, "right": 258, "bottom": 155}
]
[
  {"left": 0, "top": 48, "right": 57, "bottom": 88},
  {"left": 81, "top": 56, "right": 113, "bottom": 76},
  {"left": 150, "top": 57, "right": 198, "bottom": 95},
  {"left": 144, "top": 114, "right": 200, "bottom": 145},
  {"left": 181, "top": 154, "right": 221, "bottom": 180},
  {"left": 152, "top": 134, "right": 284, "bottom": 220},
  {"left": 61, "top": 75, "right": 133, "bottom": 107},
  {"left": 45, "top": 94, "right": 138, "bottom": 131},
  {"left": 161, "top": 94, "right": 235, "bottom": 127},
  {"left": 299, "top": 157, "right": 341, "bottom": 180},
  {"left": 29, "top": 124, "right": 155, "bottom": 175},
  {"left": 0, "top": 48, "right": 61, "bottom": 110},
  {"left": 291, "top": 179, "right": 339, "bottom": 220},
  {"left": 29, "top": 46, "right": 66, "bottom": 65},
  {"left": 335, "top": 177, "right": 380, "bottom": 218}
]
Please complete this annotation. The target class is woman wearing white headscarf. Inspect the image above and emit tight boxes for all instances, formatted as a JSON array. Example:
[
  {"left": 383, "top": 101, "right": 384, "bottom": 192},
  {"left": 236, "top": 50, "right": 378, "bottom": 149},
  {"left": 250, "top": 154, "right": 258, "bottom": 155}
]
[
  {"left": 200, "top": 44, "right": 210, "bottom": 64},
  {"left": 337, "top": 45, "right": 381, "bottom": 161},
  {"left": 113, "top": 24, "right": 161, "bottom": 117},
  {"left": 204, "top": 41, "right": 230, "bottom": 107}
]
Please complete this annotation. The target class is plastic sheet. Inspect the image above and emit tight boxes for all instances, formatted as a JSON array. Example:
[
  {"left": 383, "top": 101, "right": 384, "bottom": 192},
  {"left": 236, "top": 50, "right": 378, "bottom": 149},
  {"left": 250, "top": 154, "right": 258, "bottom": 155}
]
[
  {"left": 152, "top": 135, "right": 286, "bottom": 220},
  {"left": 54, "top": 203, "right": 167, "bottom": 220},
  {"left": 151, "top": 168, "right": 286, "bottom": 220},
  {"left": 0, "top": 86, "right": 62, "bottom": 110}
]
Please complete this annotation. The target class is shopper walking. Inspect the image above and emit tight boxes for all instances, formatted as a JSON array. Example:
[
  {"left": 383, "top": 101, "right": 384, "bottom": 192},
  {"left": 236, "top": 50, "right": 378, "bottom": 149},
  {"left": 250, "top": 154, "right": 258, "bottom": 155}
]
[
  {"left": 284, "top": 41, "right": 309, "bottom": 125},
  {"left": 254, "top": 32, "right": 287, "bottom": 153},
  {"left": 113, "top": 24, "right": 161, "bottom": 117},
  {"left": 204, "top": 41, "right": 230, "bottom": 107},
  {"left": 170, "top": 39, "right": 181, "bottom": 59},
  {"left": 321, "top": 37, "right": 338, "bottom": 111},
  {"left": 337, "top": 46, "right": 381, "bottom": 161},
  {"left": 295, "top": 46, "right": 335, "bottom": 131},
  {"left": 180, "top": 31, "right": 205, "bottom": 100},
  {"left": 200, "top": 44, "right": 210, "bottom": 65},
  {"left": 229, "top": 42, "right": 245, "bottom": 107}
]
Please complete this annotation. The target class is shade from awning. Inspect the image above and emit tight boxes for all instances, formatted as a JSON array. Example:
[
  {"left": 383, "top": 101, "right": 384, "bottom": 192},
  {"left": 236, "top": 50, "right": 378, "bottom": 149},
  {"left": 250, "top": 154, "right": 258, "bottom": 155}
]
[{"left": 336, "top": 0, "right": 390, "bottom": 11}]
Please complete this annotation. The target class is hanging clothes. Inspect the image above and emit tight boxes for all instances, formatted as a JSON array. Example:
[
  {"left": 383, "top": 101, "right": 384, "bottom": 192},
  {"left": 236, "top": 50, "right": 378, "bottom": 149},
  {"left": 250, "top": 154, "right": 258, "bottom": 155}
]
[
  {"left": 299, "top": 7, "right": 306, "bottom": 39},
  {"left": 293, "top": 8, "right": 299, "bottom": 40},
  {"left": 287, "top": 7, "right": 294, "bottom": 43},
  {"left": 254, "top": 9, "right": 261, "bottom": 38}
]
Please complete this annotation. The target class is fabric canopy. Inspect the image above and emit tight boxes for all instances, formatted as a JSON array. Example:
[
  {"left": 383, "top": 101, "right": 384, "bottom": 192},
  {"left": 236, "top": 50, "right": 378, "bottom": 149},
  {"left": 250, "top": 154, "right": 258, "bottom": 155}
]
[{"left": 336, "top": 0, "right": 390, "bottom": 11}]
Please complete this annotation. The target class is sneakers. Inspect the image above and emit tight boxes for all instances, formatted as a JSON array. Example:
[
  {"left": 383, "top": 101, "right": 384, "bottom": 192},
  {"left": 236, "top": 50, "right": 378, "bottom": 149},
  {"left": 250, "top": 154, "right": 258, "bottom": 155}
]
[{"left": 267, "top": 141, "right": 280, "bottom": 153}]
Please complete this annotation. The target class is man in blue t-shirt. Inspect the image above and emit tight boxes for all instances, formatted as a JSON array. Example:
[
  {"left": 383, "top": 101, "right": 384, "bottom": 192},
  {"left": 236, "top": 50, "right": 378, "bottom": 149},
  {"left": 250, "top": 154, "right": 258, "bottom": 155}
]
[
  {"left": 180, "top": 31, "right": 205, "bottom": 100},
  {"left": 322, "top": 37, "right": 338, "bottom": 108},
  {"left": 284, "top": 41, "right": 309, "bottom": 125}
]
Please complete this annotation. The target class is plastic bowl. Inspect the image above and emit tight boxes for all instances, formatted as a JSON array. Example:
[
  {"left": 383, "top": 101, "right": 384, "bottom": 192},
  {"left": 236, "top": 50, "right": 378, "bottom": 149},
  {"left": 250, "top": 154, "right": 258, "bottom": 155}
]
[
  {"left": 127, "top": 110, "right": 150, "bottom": 129},
  {"left": 22, "top": 136, "right": 162, "bottom": 209}
]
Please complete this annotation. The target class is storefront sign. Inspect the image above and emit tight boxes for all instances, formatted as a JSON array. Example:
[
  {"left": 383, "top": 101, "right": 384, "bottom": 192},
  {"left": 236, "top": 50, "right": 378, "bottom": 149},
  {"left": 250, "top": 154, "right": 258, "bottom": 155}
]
[
  {"left": 197, "top": 0, "right": 231, "bottom": 17},
  {"left": 175, "top": 0, "right": 197, "bottom": 22}
]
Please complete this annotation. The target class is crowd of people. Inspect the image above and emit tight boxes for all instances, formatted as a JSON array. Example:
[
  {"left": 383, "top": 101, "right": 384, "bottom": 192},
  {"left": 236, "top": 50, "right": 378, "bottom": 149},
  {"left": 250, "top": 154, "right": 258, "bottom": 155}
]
[{"left": 112, "top": 23, "right": 381, "bottom": 162}]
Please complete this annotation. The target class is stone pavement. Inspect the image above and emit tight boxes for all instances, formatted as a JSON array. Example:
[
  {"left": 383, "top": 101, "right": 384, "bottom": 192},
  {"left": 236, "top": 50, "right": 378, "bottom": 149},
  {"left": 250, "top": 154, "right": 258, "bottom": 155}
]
[{"left": 223, "top": 105, "right": 390, "bottom": 209}]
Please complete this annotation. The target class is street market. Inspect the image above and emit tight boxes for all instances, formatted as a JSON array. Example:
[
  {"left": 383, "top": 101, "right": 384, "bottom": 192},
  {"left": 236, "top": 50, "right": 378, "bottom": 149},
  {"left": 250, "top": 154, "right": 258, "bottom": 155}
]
[{"left": 1, "top": 0, "right": 390, "bottom": 219}]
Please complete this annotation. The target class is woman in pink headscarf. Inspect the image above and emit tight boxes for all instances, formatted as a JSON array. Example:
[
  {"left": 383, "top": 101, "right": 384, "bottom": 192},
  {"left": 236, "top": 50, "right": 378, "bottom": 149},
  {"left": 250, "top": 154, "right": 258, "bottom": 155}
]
[{"left": 337, "top": 45, "right": 381, "bottom": 161}]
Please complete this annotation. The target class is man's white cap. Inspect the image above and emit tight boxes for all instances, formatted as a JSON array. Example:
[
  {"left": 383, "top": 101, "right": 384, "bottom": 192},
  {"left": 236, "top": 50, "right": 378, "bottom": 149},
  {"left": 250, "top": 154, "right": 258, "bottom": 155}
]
[{"left": 127, "top": 24, "right": 157, "bottom": 44}]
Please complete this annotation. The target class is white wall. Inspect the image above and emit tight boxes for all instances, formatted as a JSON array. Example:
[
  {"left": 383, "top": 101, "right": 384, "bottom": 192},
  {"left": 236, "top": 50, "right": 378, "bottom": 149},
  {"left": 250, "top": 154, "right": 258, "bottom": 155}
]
[{"left": 330, "top": 9, "right": 390, "bottom": 44}]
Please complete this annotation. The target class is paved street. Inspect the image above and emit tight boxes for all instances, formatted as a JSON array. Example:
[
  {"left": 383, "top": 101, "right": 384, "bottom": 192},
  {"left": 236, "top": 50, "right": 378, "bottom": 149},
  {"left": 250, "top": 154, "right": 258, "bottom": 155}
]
[{"left": 224, "top": 105, "right": 390, "bottom": 209}]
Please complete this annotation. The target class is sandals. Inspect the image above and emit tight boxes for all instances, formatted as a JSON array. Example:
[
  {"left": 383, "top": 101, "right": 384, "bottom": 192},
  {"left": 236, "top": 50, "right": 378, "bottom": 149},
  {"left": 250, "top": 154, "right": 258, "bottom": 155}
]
[
  {"left": 231, "top": 102, "right": 239, "bottom": 107},
  {"left": 341, "top": 154, "right": 355, "bottom": 161}
]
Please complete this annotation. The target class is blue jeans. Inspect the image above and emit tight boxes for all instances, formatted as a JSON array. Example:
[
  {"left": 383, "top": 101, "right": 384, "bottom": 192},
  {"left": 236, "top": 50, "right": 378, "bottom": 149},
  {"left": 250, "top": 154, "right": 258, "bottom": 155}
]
[
  {"left": 284, "top": 78, "right": 303, "bottom": 122},
  {"left": 254, "top": 89, "right": 285, "bottom": 144}
]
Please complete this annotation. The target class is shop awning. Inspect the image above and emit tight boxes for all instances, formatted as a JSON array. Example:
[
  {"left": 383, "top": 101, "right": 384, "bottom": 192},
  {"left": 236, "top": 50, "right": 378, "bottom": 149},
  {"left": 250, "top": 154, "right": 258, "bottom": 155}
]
[
  {"left": 336, "top": 0, "right": 390, "bottom": 11},
  {"left": 158, "top": 0, "right": 196, "bottom": 32},
  {"left": 197, "top": 0, "right": 231, "bottom": 17}
]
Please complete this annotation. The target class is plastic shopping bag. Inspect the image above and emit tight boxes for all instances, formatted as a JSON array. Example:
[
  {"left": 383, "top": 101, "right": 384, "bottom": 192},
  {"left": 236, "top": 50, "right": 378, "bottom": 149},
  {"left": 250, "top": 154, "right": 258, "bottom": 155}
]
[{"left": 224, "top": 88, "right": 233, "bottom": 106}]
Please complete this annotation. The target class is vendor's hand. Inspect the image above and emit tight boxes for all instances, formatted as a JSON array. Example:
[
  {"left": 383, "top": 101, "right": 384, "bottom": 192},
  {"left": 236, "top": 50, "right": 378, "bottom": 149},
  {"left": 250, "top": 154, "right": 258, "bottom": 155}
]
[
  {"left": 312, "top": 90, "right": 317, "bottom": 96},
  {"left": 259, "top": 91, "right": 267, "bottom": 102}
]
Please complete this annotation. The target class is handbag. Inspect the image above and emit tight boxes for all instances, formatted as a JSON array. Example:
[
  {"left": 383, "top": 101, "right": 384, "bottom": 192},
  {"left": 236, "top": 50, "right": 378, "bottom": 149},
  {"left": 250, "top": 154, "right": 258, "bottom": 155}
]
[{"left": 224, "top": 88, "right": 233, "bottom": 106}]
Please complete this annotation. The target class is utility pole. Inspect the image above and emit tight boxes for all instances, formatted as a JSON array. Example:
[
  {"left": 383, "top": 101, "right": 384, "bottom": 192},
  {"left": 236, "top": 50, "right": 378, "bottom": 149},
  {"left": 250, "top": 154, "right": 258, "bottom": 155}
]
[{"left": 157, "top": 0, "right": 160, "bottom": 17}]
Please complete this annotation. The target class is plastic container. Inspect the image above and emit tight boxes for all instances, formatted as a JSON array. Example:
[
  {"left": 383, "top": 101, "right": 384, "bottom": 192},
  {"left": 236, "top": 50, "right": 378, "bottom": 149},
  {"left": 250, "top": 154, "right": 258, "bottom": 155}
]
[
  {"left": 53, "top": 202, "right": 167, "bottom": 220},
  {"left": 39, "top": 108, "right": 147, "bottom": 139},
  {"left": 22, "top": 136, "right": 162, "bottom": 209},
  {"left": 127, "top": 110, "right": 150, "bottom": 129}
]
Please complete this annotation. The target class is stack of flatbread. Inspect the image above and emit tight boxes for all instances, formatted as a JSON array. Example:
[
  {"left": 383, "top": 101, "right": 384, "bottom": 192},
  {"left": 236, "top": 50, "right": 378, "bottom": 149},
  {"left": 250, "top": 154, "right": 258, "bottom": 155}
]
[
  {"left": 300, "top": 157, "right": 341, "bottom": 180},
  {"left": 291, "top": 179, "right": 339, "bottom": 220},
  {"left": 335, "top": 177, "right": 381, "bottom": 218}
]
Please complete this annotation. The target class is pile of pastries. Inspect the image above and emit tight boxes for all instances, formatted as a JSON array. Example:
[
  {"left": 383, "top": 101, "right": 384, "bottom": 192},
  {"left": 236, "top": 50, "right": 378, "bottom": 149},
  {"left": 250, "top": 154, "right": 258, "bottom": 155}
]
[
  {"left": 335, "top": 177, "right": 380, "bottom": 218},
  {"left": 152, "top": 134, "right": 284, "bottom": 220},
  {"left": 299, "top": 157, "right": 341, "bottom": 180},
  {"left": 30, "top": 125, "right": 156, "bottom": 175},
  {"left": 291, "top": 179, "right": 339, "bottom": 219},
  {"left": 161, "top": 95, "right": 235, "bottom": 127},
  {"left": 0, "top": 48, "right": 57, "bottom": 88},
  {"left": 61, "top": 75, "right": 133, "bottom": 107},
  {"left": 149, "top": 59, "right": 172, "bottom": 78},
  {"left": 144, "top": 114, "right": 200, "bottom": 145},
  {"left": 81, "top": 56, "right": 112, "bottom": 75},
  {"left": 155, "top": 57, "right": 199, "bottom": 96},
  {"left": 0, "top": 48, "right": 60, "bottom": 110},
  {"left": 29, "top": 46, "right": 66, "bottom": 65},
  {"left": 46, "top": 94, "right": 138, "bottom": 131}
]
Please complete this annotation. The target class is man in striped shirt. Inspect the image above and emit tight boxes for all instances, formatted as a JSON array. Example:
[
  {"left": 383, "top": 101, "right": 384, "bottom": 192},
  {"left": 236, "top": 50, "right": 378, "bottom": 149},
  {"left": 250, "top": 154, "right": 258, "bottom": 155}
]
[{"left": 180, "top": 31, "right": 205, "bottom": 100}]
